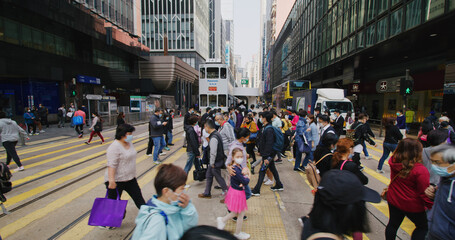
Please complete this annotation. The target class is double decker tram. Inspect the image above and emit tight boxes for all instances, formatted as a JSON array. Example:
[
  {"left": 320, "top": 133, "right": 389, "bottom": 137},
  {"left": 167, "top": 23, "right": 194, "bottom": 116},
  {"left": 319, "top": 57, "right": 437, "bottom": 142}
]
[
  {"left": 199, "top": 62, "right": 235, "bottom": 112},
  {"left": 272, "top": 80, "right": 311, "bottom": 112}
]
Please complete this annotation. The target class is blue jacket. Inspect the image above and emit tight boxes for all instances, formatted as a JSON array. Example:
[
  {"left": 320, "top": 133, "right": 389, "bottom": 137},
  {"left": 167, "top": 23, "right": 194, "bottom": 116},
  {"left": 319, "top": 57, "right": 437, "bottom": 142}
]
[
  {"left": 23, "top": 112, "right": 35, "bottom": 124},
  {"left": 306, "top": 122, "right": 319, "bottom": 151},
  {"left": 427, "top": 176, "right": 455, "bottom": 240},
  {"left": 397, "top": 115, "right": 406, "bottom": 129},
  {"left": 132, "top": 196, "right": 198, "bottom": 240}
]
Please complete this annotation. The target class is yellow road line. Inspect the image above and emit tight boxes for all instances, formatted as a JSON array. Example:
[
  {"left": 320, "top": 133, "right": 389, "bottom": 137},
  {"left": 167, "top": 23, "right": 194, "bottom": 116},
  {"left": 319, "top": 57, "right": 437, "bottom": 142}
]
[
  {"left": 24, "top": 136, "right": 69, "bottom": 145},
  {"left": 4, "top": 143, "right": 148, "bottom": 208},
  {"left": 11, "top": 137, "right": 146, "bottom": 186},
  {"left": 57, "top": 149, "right": 186, "bottom": 240},
  {"left": 8, "top": 138, "right": 109, "bottom": 166},
  {"left": 273, "top": 191, "right": 286, "bottom": 212}
]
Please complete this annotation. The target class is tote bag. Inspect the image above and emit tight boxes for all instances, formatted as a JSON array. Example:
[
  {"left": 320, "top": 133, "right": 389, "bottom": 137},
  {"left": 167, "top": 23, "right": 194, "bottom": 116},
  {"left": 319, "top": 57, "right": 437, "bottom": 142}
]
[{"left": 88, "top": 189, "right": 128, "bottom": 228}]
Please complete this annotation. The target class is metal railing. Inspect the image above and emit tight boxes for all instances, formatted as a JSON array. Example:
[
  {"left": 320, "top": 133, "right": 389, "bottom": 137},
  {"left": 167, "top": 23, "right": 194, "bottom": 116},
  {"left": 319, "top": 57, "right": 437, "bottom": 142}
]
[{"left": 98, "top": 112, "right": 154, "bottom": 128}]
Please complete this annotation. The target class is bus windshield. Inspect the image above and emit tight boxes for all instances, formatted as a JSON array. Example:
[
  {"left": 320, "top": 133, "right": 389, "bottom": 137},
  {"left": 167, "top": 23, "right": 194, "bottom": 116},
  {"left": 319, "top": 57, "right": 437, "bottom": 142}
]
[
  {"left": 290, "top": 81, "right": 310, "bottom": 91},
  {"left": 325, "top": 101, "right": 353, "bottom": 113}
]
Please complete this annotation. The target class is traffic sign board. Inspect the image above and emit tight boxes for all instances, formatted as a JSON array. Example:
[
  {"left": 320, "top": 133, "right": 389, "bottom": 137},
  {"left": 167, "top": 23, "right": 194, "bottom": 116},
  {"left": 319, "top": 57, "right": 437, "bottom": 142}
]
[{"left": 241, "top": 79, "right": 249, "bottom": 85}]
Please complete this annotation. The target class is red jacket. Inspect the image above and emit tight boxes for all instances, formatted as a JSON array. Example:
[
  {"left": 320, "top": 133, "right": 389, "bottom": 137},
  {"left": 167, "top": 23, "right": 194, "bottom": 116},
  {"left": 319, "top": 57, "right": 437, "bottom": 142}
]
[{"left": 387, "top": 157, "right": 433, "bottom": 212}]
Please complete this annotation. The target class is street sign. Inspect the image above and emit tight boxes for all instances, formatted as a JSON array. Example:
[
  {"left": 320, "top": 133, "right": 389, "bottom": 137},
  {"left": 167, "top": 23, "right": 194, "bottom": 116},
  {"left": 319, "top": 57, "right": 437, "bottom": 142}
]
[
  {"left": 241, "top": 79, "right": 249, "bottom": 85},
  {"left": 77, "top": 75, "right": 101, "bottom": 85},
  {"left": 85, "top": 94, "right": 102, "bottom": 100}
]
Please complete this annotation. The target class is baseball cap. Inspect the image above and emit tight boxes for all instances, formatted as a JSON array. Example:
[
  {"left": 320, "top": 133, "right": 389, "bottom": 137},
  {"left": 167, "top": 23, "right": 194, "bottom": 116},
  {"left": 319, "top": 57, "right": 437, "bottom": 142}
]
[{"left": 317, "top": 170, "right": 381, "bottom": 205}]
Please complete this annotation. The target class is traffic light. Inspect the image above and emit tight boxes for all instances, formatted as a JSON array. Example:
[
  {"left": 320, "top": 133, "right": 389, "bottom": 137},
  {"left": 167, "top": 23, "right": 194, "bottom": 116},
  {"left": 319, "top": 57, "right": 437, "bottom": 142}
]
[
  {"left": 69, "top": 84, "right": 77, "bottom": 97},
  {"left": 400, "top": 78, "right": 414, "bottom": 96}
]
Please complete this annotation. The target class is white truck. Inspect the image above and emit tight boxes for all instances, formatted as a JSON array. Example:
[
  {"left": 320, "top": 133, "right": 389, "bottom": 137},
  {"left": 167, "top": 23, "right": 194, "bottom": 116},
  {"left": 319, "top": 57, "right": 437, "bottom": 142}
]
[{"left": 293, "top": 88, "right": 354, "bottom": 121}]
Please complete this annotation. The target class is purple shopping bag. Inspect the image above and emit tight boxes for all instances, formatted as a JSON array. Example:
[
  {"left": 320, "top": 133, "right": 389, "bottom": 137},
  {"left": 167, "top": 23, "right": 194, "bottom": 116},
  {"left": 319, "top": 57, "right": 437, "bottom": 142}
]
[{"left": 88, "top": 189, "right": 128, "bottom": 228}]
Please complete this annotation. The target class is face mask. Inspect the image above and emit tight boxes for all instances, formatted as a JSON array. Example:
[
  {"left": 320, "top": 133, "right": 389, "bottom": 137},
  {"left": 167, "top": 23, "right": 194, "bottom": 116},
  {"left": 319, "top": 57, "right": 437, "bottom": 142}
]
[
  {"left": 431, "top": 164, "right": 455, "bottom": 177},
  {"left": 396, "top": 112, "right": 400, "bottom": 116},
  {"left": 212, "top": 114, "right": 216, "bottom": 117},
  {"left": 259, "top": 118, "right": 263, "bottom": 124},
  {"left": 28, "top": 110, "right": 31, "bottom": 112},
  {"left": 125, "top": 135, "right": 133, "bottom": 142},
  {"left": 215, "top": 121, "right": 220, "bottom": 126},
  {"left": 159, "top": 114, "right": 163, "bottom": 118},
  {"left": 348, "top": 153, "right": 354, "bottom": 159},
  {"left": 191, "top": 110, "right": 194, "bottom": 113},
  {"left": 234, "top": 157, "right": 244, "bottom": 165},
  {"left": 167, "top": 189, "right": 182, "bottom": 206}
]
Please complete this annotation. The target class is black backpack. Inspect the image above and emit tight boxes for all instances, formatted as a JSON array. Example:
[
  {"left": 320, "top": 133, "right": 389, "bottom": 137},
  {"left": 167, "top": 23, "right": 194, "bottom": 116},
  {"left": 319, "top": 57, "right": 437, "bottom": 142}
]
[{"left": 0, "top": 162, "right": 12, "bottom": 194}]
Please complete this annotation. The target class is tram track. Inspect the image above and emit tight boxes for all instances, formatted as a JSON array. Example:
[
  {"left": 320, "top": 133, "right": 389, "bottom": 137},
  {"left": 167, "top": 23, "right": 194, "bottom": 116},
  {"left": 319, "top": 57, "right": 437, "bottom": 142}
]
[
  {"left": 1, "top": 128, "right": 184, "bottom": 221},
  {"left": 46, "top": 135, "right": 185, "bottom": 240}
]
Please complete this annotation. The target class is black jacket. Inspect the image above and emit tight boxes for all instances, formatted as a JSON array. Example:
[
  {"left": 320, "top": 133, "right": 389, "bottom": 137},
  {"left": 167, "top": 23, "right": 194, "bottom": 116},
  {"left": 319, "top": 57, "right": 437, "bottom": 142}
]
[
  {"left": 351, "top": 121, "right": 375, "bottom": 146},
  {"left": 320, "top": 125, "right": 337, "bottom": 143},
  {"left": 208, "top": 131, "right": 226, "bottom": 168},
  {"left": 149, "top": 114, "right": 165, "bottom": 137},
  {"left": 184, "top": 112, "right": 191, "bottom": 128},
  {"left": 335, "top": 160, "right": 368, "bottom": 185},
  {"left": 258, "top": 124, "right": 275, "bottom": 159},
  {"left": 332, "top": 115, "right": 344, "bottom": 137},
  {"left": 164, "top": 114, "right": 173, "bottom": 130},
  {"left": 384, "top": 125, "right": 403, "bottom": 144},
  {"left": 313, "top": 146, "right": 333, "bottom": 177},
  {"left": 185, "top": 125, "right": 200, "bottom": 156}
]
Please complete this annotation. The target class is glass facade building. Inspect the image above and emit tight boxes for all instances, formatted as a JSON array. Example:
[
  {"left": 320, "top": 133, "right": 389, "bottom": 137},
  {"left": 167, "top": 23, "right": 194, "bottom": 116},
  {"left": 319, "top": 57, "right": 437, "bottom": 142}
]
[
  {"left": 141, "top": 0, "right": 210, "bottom": 68},
  {"left": 272, "top": 0, "right": 455, "bottom": 86}
]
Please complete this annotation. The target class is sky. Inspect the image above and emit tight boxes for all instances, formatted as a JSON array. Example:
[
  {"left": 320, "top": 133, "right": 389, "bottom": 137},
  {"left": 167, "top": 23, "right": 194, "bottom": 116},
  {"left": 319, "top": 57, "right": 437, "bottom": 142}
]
[{"left": 234, "top": 0, "right": 261, "bottom": 67}]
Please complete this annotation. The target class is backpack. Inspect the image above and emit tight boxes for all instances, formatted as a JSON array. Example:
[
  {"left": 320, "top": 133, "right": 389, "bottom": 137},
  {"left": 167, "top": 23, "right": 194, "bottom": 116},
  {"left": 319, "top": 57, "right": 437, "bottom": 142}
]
[
  {"left": 265, "top": 125, "right": 284, "bottom": 153},
  {"left": 0, "top": 162, "right": 12, "bottom": 194},
  {"left": 94, "top": 120, "right": 103, "bottom": 132},
  {"left": 346, "top": 122, "right": 363, "bottom": 143}
]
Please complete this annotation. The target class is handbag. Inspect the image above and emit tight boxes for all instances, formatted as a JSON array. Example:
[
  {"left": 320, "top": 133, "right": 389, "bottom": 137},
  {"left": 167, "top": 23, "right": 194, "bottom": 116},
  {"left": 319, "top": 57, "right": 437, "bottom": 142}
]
[
  {"left": 72, "top": 116, "right": 83, "bottom": 125},
  {"left": 381, "top": 171, "right": 401, "bottom": 201},
  {"left": 297, "top": 133, "right": 311, "bottom": 153},
  {"left": 305, "top": 153, "right": 333, "bottom": 189},
  {"left": 88, "top": 189, "right": 128, "bottom": 228},
  {"left": 193, "top": 158, "right": 207, "bottom": 181}
]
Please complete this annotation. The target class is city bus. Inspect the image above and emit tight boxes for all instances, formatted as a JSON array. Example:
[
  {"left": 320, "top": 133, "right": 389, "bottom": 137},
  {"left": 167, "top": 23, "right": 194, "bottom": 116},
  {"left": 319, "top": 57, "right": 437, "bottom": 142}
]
[
  {"left": 199, "top": 62, "right": 235, "bottom": 112},
  {"left": 272, "top": 80, "right": 311, "bottom": 112}
]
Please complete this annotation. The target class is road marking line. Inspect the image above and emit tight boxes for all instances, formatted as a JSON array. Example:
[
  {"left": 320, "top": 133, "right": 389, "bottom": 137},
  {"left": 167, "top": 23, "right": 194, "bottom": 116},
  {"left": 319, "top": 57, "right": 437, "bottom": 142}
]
[
  {"left": 7, "top": 138, "right": 109, "bottom": 166},
  {"left": 273, "top": 191, "right": 286, "bottom": 212},
  {"left": 4, "top": 143, "right": 148, "bottom": 208},
  {"left": 11, "top": 137, "right": 146, "bottom": 186},
  {"left": 56, "top": 149, "right": 186, "bottom": 240},
  {"left": 22, "top": 136, "right": 69, "bottom": 145},
  {"left": 284, "top": 155, "right": 409, "bottom": 238}
]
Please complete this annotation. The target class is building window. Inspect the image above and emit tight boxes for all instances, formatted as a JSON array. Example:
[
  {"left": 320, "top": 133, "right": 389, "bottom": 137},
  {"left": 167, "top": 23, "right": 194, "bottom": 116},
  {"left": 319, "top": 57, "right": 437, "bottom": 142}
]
[
  {"left": 336, "top": 44, "right": 341, "bottom": 58},
  {"left": 378, "top": 0, "right": 388, "bottom": 14},
  {"left": 367, "top": 0, "right": 377, "bottom": 22},
  {"left": 220, "top": 68, "right": 227, "bottom": 79},
  {"left": 218, "top": 95, "right": 226, "bottom": 107},
  {"left": 350, "top": 3, "right": 357, "bottom": 33},
  {"left": 377, "top": 17, "right": 388, "bottom": 42},
  {"left": 357, "top": 30, "right": 365, "bottom": 48},
  {"left": 358, "top": 0, "right": 366, "bottom": 27},
  {"left": 425, "top": 0, "right": 445, "bottom": 21},
  {"left": 391, "top": 0, "right": 401, "bottom": 6},
  {"left": 366, "top": 24, "right": 376, "bottom": 47},
  {"left": 209, "top": 95, "right": 217, "bottom": 106},
  {"left": 200, "top": 67, "right": 205, "bottom": 79},
  {"left": 342, "top": 40, "right": 348, "bottom": 56},
  {"left": 451, "top": 0, "right": 455, "bottom": 10},
  {"left": 4, "top": 18, "right": 19, "bottom": 44},
  {"left": 406, "top": 0, "right": 422, "bottom": 30},
  {"left": 390, "top": 8, "right": 403, "bottom": 36},
  {"left": 349, "top": 36, "right": 356, "bottom": 52}
]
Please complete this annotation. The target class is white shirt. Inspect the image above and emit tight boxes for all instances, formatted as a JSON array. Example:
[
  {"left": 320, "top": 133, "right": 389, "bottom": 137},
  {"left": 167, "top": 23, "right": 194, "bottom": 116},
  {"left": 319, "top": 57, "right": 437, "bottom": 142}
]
[{"left": 202, "top": 129, "right": 210, "bottom": 148}]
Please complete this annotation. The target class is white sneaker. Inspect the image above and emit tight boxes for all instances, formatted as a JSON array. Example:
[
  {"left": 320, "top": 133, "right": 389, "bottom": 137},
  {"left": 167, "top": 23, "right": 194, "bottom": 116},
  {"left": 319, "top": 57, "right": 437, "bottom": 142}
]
[
  {"left": 15, "top": 166, "right": 24, "bottom": 172},
  {"left": 263, "top": 176, "right": 269, "bottom": 183},
  {"left": 288, "top": 158, "right": 295, "bottom": 162},
  {"left": 40, "top": 130, "right": 45, "bottom": 133},
  {"left": 216, "top": 217, "right": 226, "bottom": 230},
  {"left": 376, "top": 169, "right": 385, "bottom": 174},
  {"left": 365, "top": 156, "right": 372, "bottom": 160},
  {"left": 159, "top": 152, "right": 166, "bottom": 156},
  {"left": 184, "top": 184, "right": 191, "bottom": 189},
  {"left": 153, "top": 161, "right": 161, "bottom": 165},
  {"left": 147, "top": 154, "right": 153, "bottom": 156},
  {"left": 234, "top": 232, "right": 251, "bottom": 240},
  {"left": 264, "top": 179, "right": 274, "bottom": 186}
]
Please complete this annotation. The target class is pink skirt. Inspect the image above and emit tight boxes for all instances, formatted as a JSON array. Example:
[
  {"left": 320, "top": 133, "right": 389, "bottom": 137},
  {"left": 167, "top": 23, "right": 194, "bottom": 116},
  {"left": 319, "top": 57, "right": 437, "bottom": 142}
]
[{"left": 224, "top": 187, "right": 248, "bottom": 213}]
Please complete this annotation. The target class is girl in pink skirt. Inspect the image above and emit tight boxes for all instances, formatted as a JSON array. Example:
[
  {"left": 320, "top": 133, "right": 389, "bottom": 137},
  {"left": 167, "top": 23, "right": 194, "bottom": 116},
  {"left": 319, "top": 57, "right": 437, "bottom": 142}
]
[{"left": 217, "top": 148, "right": 251, "bottom": 240}]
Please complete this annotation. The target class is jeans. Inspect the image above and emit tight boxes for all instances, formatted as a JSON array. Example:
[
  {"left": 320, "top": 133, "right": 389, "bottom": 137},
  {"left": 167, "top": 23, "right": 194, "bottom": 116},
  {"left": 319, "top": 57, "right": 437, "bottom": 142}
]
[
  {"left": 152, "top": 136, "right": 166, "bottom": 162},
  {"left": 377, "top": 142, "right": 397, "bottom": 170},
  {"left": 386, "top": 203, "right": 428, "bottom": 240},
  {"left": 245, "top": 185, "right": 252, "bottom": 200},
  {"left": 203, "top": 165, "right": 228, "bottom": 195},
  {"left": 184, "top": 152, "right": 201, "bottom": 173},
  {"left": 3, "top": 141, "right": 22, "bottom": 167},
  {"left": 166, "top": 130, "right": 173, "bottom": 145},
  {"left": 362, "top": 141, "right": 369, "bottom": 157},
  {"left": 58, "top": 116, "right": 65, "bottom": 127},
  {"left": 302, "top": 151, "right": 314, "bottom": 168},
  {"left": 294, "top": 149, "right": 303, "bottom": 169},
  {"left": 105, "top": 178, "right": 145, "bottom": 209},
  {"left": 75, "top": 124, "right": 84, "bottom": 135},
  {"left": 252, "top": 154, "right": 283, "bottom": 193}
]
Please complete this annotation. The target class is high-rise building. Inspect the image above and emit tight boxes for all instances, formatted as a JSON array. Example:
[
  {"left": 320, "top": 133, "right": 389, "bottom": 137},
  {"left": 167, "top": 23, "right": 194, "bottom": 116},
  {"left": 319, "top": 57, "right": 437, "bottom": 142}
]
[
  {"left": 141, "top": 0, "right": 210, "bottom": 68},
  {"left": 0, "top": 0, "right": 148, "bottom": 118},
  {"left": 209, "top": 0, "right": 224, "bottom": 61},
  {"left": 220, "top": 0, "right": 234, "bottom": 73},
  {"left": 270, "top": 0, "right": 455, "bottom": 122}
]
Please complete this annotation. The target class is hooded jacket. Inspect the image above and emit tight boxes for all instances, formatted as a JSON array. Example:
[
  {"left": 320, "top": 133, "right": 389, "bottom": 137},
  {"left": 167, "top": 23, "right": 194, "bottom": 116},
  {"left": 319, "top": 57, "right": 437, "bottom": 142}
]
[
  {"left": 427, "top": 176, "right": 455, "bottom": 240},
  {"left": 387, "top": 157, "right": 433, "bottom": 212},
  {"left": 185, "top": 124, "right": 200, "bottom": 156},
  {"left": 132, "top": 196, "right": 198, "bottom": 240},
  {"left": 0, "top": 118, "right": 27, "bottom": 142}
]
